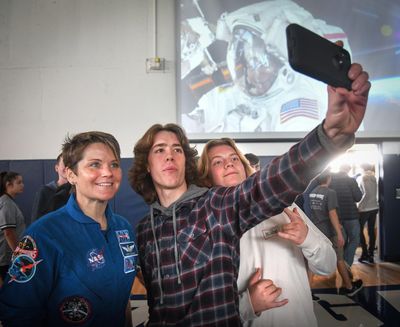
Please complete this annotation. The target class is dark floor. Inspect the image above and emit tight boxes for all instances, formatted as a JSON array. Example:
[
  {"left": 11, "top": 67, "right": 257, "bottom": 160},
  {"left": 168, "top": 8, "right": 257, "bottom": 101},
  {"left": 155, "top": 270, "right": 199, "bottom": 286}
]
[
  {"left": 131, "top": 249, "right": 400, "bottom": 326},
  {"left": 312, "top": 284, "right": 400, "bottom": 326},
  {"left": 131, "top": 283, "right": 400, "bottom": 326}
]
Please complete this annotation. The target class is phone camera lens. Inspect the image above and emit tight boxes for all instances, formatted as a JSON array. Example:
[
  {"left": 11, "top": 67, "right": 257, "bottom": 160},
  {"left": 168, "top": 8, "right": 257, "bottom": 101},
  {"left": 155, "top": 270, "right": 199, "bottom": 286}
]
[{"left": 332, "top": 54, "right": 344, "bottom": 70}]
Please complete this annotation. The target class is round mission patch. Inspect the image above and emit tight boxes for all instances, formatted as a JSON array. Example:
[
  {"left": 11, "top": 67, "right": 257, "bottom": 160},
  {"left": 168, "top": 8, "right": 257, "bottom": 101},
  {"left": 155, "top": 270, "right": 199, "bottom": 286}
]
[
  {"left": 59, "top": 296, "right": 92, "bottom": 324},
  {"left": 13, "top": 235, "right": 39, "bottom": 260}
]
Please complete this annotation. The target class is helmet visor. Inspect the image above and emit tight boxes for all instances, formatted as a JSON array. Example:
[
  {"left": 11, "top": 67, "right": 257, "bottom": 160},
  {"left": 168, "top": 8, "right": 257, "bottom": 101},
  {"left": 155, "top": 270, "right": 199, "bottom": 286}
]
[{"left": 227, "top": 27, "right": 283, "bottom": 97}]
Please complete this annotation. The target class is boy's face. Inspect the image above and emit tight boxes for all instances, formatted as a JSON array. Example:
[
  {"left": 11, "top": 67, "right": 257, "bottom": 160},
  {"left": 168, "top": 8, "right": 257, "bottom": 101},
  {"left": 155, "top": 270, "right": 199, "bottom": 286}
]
[
  {"left": 250, "top": 163, "right": 260, "bottom": 172},
  {"left": 56, "top": 158, "right": 67, "bottom": 180},
  {"left": 207, "top": 144, "right": 247, "bottom": 187},
  {"left": 147, "top": 131, "right": 187, "bottom": 195}
]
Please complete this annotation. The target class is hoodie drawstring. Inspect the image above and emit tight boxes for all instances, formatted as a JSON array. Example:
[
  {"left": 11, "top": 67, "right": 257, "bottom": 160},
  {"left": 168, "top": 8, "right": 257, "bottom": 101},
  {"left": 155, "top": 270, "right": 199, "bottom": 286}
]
[
  {"left": 150, "top": 206, "right": 164, "bottom": 304},
  {"left": 172, "top": 203, "right": 182, "bottom": 285},
  {"left": 150, "top": 204, "right": 182, "bottom": 305}
]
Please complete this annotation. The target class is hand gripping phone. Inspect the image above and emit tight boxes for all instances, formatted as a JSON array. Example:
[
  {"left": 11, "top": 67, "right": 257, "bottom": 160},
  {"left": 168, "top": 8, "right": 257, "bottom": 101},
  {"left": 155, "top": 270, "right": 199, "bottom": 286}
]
[{"left": 286, "top": 23, "right": 352, "bottom": 90}]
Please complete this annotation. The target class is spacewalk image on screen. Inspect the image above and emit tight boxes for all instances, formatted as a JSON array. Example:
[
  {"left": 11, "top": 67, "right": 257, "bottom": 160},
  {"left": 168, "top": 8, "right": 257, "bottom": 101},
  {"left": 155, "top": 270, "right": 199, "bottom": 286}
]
[{"left": 178, "top": 0, "right": 400, "bottom": 139}]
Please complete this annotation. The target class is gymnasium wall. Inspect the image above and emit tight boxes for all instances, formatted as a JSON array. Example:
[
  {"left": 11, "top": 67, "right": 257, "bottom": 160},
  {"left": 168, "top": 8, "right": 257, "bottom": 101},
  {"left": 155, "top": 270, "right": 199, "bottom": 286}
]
[{"left": 0, "top": 158, "right": 148, "bottom": 229}]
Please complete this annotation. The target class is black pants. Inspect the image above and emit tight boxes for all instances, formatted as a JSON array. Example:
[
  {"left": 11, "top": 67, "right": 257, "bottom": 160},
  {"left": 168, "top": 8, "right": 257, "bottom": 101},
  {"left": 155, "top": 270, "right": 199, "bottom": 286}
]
[{"left": 359, "top": 209, "right": 378, "bottom": 256}]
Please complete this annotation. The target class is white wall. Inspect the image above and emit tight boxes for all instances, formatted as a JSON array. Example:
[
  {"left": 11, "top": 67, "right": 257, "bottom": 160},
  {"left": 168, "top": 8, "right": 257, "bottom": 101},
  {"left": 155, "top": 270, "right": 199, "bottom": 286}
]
[
  {"left": 0, "top": 0, "right": 176, "bottom": 159},
  {"left": 1, "top": 0, "right": 399, "bottom": 160},
  {"left": 382, "top": 142, "right": 400, "bottom": 155}
]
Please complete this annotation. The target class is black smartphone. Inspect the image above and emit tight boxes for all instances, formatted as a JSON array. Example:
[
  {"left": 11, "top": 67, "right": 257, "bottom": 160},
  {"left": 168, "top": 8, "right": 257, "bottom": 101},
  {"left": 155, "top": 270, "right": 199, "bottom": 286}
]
[{"left": 286, "top": 23, "right": 352, "bottom": 90}]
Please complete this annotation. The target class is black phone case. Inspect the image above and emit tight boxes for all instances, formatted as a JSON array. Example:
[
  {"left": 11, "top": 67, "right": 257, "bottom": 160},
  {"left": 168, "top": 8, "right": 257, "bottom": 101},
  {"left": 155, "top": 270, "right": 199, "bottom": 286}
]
[{"left": 286, "top": 23, "right": 352, "bottom": 90}]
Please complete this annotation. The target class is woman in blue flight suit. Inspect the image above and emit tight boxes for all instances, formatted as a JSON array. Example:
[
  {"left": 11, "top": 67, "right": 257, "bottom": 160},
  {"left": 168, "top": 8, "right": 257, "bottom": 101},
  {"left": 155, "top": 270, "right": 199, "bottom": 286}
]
[{"left": 0, "top": 131, "right": 138, "bottom": 327}]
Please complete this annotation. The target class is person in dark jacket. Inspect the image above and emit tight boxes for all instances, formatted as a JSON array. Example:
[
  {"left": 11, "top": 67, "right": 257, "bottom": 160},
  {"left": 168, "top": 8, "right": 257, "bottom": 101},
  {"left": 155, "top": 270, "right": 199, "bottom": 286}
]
[
  {"left": 30, "top": 154, "right": 69, "bottom": 222},
  {"left": 357, "top": 163, "right": 379, "bottom": 263},
  {"left": 48, "top": 182, "right": 72, "bottom": 213},
  {"left": 330, "top": 164, "right": 362, "bottom": 267}
]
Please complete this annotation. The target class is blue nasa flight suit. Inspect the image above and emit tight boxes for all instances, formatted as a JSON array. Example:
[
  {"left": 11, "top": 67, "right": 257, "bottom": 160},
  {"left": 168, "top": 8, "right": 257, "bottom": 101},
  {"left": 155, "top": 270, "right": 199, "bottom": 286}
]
[{"left": 0, "top": 195, "right": 137, "bottom": 327}]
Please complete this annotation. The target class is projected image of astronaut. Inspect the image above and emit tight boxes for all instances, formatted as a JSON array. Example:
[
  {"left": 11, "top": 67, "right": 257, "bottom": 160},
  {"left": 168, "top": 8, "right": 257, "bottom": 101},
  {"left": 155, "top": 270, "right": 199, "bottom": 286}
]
[{"left": 182, "top": 0, "right": 351, "bottom": 133}]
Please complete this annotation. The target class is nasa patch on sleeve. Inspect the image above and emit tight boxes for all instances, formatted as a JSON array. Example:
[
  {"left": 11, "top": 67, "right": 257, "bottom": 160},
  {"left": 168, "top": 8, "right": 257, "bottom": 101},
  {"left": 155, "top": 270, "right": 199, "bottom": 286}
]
[
  {"left": 13, "top": 235, "right": 39, "bottom": 260},
  {"left": 8, "top": 254, "right": 43, "bottom": 284}
]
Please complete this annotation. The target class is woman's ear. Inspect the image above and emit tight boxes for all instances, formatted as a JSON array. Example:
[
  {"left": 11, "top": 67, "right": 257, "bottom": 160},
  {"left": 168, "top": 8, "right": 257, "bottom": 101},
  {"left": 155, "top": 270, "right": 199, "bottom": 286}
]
[{"left": 66, "top": 168, "right": 77, "bottom": 185}]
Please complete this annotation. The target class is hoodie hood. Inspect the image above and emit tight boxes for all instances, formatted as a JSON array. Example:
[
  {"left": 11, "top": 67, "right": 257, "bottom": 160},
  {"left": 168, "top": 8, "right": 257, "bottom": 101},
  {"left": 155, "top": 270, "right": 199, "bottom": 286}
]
[
  {"left": 151, "top": 184, "right": 209, "bottom": 215},
  {"left": 149, "top": 184, "right": 208, "bottom": 304}
]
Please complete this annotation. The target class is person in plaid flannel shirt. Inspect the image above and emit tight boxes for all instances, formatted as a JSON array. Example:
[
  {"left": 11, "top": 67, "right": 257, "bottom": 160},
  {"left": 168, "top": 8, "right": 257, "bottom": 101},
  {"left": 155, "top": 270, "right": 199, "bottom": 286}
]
[
  {"left": 196, "top": 138, "right": 336, "bottom": 326},
  {"left": 128, "top": 62, "right": 370, "bottom": 326}
]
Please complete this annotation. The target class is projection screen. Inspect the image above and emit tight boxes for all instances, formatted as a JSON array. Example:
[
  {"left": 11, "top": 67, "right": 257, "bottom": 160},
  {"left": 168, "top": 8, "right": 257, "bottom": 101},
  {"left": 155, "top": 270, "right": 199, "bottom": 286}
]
[{"left": 177, "top": 0, "right": 400, "bottom": 140}]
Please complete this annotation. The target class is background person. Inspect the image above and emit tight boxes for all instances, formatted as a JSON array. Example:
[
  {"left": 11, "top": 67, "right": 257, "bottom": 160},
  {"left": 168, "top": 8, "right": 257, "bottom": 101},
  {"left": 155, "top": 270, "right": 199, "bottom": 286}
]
[
  {"left": 0, "top": 172, "right": 25, "bottom": 287},
  {"left": 309, "top": 171, "right": 363, "bottom": 296},
  {"left": 198, "top": 138, "right": 336, "bottom": 326},
  {"left": 329, "top": 163, "right": 362, "bottom": 267},
  {"left": 48, "top": 182, "right": 72, "bottom": 214},
  {"left": 244, "top": 153, "right": 260, "bottom": 172},
  {"left": 357, "top": 163, "right": 379, "bottom": 263},
  {"left": 0, "top": 131, "right": 137, "bottom": 327},
  {"left": 30, "top": 154, "right": 68, "bottom": 222}
]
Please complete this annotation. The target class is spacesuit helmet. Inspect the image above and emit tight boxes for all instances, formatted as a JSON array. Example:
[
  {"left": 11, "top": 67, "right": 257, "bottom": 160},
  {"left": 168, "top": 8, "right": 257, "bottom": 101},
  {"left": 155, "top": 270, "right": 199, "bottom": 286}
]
[
  {"left": 217, "top": 0, "right": 352, "bottom": 99},
  {"left": 226, "top": 25, "right": 284, "bottom": 97}
]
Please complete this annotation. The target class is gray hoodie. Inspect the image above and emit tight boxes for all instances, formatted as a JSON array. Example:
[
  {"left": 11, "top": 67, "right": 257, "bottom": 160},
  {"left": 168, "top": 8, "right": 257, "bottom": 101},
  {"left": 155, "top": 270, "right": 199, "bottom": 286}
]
[{"left": 358, "top": 170, "right": 379, "bottom": 212}]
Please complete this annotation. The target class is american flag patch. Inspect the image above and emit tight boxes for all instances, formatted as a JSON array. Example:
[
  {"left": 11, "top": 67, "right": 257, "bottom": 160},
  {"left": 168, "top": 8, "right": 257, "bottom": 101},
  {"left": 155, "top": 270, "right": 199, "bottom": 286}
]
[
  {"left": 323, "top": 32, "right": 347, "bottom": 41},
  {"left": 280, "top": 98, "right": 319, "bottom": 123}
]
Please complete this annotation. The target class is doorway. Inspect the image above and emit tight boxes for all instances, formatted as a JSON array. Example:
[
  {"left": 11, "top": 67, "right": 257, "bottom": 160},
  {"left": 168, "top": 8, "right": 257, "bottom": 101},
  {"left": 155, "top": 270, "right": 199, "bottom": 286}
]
[{"left": 328, "top": 143, "right": 381, "bottom": 260}]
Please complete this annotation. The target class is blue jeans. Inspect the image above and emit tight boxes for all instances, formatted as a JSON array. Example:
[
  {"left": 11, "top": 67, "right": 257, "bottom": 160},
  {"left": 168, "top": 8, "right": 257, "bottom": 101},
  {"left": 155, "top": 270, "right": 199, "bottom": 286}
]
[{"left": 341, "top": 220, "right": 360, "bottom": 266}]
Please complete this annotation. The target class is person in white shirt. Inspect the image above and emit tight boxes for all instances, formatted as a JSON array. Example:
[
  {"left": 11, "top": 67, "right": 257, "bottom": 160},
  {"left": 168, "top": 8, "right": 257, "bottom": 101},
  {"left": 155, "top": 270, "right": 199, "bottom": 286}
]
[{"left": 197, "top": 138, "right": 337, "bottom": 326}]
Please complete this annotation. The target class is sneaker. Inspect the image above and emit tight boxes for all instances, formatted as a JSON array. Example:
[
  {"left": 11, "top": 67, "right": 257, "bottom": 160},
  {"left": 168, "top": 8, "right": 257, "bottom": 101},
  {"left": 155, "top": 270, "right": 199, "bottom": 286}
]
[
  {"left": 358, "top": 256, "right": 368, "bottom": 263},
  {"left": 343, "top": 279, "right": 363, "bottom": 297}
]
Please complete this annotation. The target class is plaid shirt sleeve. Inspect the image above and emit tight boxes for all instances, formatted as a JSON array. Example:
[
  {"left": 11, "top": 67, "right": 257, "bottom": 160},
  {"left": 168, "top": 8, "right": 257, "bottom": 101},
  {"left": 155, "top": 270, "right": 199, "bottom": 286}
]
[{"left": 208, "top": 124, "right": 354, "bottom": 236}]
